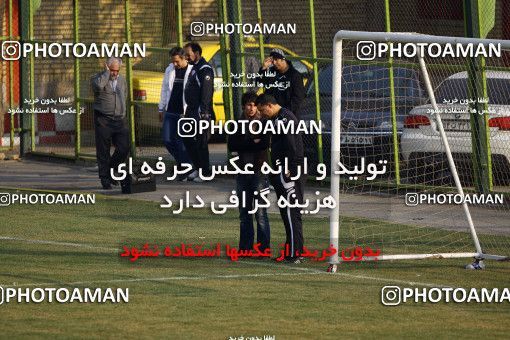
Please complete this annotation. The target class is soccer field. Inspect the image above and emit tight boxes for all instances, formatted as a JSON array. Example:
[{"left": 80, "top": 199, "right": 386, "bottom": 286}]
[{"left": 0, "top": 189, "right": 509, "bottom": 338}]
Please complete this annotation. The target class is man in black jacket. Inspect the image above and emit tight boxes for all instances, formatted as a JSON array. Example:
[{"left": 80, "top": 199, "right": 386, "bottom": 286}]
[
  {"left": 228, "top": 92, "right": 271, "bottom": 251},
  {"left": 258, "top": 48, "right": 305, "bottom": 117},
  {"left": 256, "top": 93, "right": 305, "bottom": 263},
  {"left": 182, "top": 42, "right": 214, "bottom": 181}
]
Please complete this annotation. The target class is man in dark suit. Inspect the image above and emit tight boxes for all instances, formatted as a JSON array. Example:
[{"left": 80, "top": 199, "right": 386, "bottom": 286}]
[
  {"left": 91, "top": 57, "right": 129, "bottom": 190},
  {"left": 182, "top": 42, "right": 215, "bottom": 181}
]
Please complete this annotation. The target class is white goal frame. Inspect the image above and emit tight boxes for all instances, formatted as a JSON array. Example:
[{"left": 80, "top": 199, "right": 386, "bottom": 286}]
[{"left": 329, "top": 31, "right": 510, "bottom": 267}]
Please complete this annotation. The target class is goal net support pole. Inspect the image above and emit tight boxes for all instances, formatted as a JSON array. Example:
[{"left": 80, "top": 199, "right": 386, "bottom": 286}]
[{"left": 417, "top": 54, "right": 483, "bottom": 255}]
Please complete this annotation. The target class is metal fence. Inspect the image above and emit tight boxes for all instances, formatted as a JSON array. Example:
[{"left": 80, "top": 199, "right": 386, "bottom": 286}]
[
  {"left": 2, "top": 0, "right": 509, "bottom": 192},
  {"left": 0, "top": 0, "right": 20, "bottom": 150}
]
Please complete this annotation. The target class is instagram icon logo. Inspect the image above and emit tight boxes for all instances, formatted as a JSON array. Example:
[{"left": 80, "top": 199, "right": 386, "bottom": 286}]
[
  {"left": 381, "top": 286, "right": 402, "bottom": 306},
  {"left": 356, "top": 41, "right": 377, "bottom": 60},
  {"left": 190, "top": 22, "right": 206, "bottom": 37},
  {"left": 1, "top": 41, "right": 21, "bottom": 60},
  {"left": 178, "top": 118, "right": 198, "bottom": 138}
]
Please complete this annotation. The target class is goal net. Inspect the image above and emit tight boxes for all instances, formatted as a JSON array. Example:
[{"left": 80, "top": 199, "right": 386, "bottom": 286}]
[{"left": 326, "top": 31, "right": 510, "bottom": 270}]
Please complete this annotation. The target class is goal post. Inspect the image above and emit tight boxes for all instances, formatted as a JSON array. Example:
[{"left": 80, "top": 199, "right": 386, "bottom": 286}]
[{"left": 328, "top": 31, "right": 510, "bottom": 270}]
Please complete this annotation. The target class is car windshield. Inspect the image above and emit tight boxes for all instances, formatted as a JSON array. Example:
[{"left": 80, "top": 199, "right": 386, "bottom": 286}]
[
  {"left": 308, "top": 64, "right": 420, "bottom": 98},
  {"left": 435, "top": 77, "right": 510, "bottom": 105}
]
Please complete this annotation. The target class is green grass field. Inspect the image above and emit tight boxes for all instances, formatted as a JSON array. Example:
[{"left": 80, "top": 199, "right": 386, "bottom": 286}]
[{"left": 1, "top": 189, "right": 509, "bottom": 339}]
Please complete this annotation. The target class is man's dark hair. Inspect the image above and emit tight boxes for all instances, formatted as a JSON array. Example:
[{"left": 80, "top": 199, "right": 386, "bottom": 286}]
[
  {"left": 255, "top": 93, "right": 278, "bottom": 106},
  {"left": 169, "top": 47, "right": 185, "bottom": 58},
  {"left": 242, "top": 91, "right": 258, "bottom": 107},
  {"left": 184, "top": 42, "right": 202, "bottom": 55}
]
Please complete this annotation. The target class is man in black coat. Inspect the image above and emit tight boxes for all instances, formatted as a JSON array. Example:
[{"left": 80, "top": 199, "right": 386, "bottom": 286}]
[
  {"left": 258, "top": 48, "right": 306, "bottom": 117},
  {"left": 182, "top": 42, "right": 215, "bottom": 181},
  {"left": 256, "top": 93, "right": 305, "bottom": 263}
]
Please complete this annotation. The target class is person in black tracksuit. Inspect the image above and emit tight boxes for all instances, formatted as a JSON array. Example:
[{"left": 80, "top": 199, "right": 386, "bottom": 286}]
[
  {"left": 182, "top": 42, "right": 215, "bottom": 179},
  {"left": 256, "top": 93, "right": 305, "bottom": 263},
  {"left": 258, "top": 48, "right": 306, "bottom": 118}
]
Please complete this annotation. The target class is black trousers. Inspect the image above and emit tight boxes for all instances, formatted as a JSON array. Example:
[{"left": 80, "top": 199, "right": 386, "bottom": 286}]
[
  {"left": 94, "top": 111, "right": 130, "bottom": 180},
  {"left": 270, "top": 173, "right": 305, "bottom": 258},
  {"left": 181, "top": 117, "right": 211, "bottom": 175}
]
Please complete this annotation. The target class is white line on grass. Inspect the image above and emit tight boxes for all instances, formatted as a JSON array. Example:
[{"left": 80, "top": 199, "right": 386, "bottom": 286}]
[
  {"left": 1, "top": 272, "right": 324, "bottom": 288},
  {"left": 239, "top": 260, "right": 453, "bottom": 288},
  {"left": 0, "top": 236, "right": 118, "bottom": 252},
  {"left": 1, "top": 235, "right": 455, "bottom": 288}
]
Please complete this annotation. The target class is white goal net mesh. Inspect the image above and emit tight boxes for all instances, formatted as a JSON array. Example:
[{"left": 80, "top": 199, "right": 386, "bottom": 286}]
[{"left": 326, "top": 32, "right": 510, "bottom": 263}]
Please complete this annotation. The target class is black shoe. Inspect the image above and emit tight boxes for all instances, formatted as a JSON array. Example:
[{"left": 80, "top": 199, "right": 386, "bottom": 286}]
[
  {"left": 285, "top": 256, "right": 306, "bottom": 264},
  {"left": 101, "top": 179, "right": 112, "bottom": 190},
  {"left": 187, "top": 170, "right": 199, "bottom": 181},
  {"left": 273, "top": 256, "right": 304, "bottom": 263},
  {"left": 176, "top": 173, "right": 188, "bottom": 181}
]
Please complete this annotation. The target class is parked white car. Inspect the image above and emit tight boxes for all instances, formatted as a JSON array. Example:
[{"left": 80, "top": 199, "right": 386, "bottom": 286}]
[{"left": 401, "top": 71, "right": 510, "bottom": 185}]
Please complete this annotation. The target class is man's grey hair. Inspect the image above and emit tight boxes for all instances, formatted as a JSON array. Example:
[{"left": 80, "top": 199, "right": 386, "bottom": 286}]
[{"left": 106, "top": 57, "right": 122, "bottom": 67}]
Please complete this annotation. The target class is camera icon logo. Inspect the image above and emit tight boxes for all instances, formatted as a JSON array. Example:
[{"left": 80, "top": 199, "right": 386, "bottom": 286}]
[
  {"left": 356, "top": 41, "right": 377, "bottom": 61},
  {"left": 381, "top": 286, "right": 401, "bottom": 306},
  {"left": 190, "top": 22, "right": 205, "bottom": 37},
  {"left": 405, "top": 193, "right": 419, "bottom": 207},
  {"left": 1, "top": 41, "right": 21, "bottom": 60},
  {"left": 0, "top": 193, "right": 11, "bottom": 207},
  {"left": 178, "top": 118, "right": 197, "bottom": 138}
]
